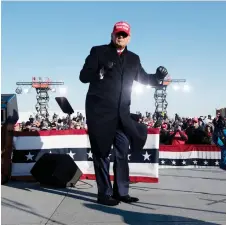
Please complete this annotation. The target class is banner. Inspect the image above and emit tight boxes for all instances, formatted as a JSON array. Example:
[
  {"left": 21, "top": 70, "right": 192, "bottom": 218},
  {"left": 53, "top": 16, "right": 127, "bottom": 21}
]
[
  {"left": 11, "top": 130, "right": 221, "bottom": 183},
  {"left": 12, "top": 129, "right": 160, "bottom": 183}
]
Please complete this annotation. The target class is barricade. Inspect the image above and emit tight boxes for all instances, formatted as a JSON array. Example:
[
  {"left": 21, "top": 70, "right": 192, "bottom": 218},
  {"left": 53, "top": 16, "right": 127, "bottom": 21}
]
[
  {"left": 10, "top": 129, "right": 221, "bottom": 183},
  {"left": 11, "top": 129, "right": 159, "bottom": 183}
]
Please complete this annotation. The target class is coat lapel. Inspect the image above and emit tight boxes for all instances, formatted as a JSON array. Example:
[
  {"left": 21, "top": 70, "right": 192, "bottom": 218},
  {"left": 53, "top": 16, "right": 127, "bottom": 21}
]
[
  {"left": 105, "top": 42, "right": 130, "bottom": 75},
  {"left": 107, "top": 42, "right": 125, "bottom": 75},
  {"left": 120, "top": 47, "right": 128, "bottom": 75}
]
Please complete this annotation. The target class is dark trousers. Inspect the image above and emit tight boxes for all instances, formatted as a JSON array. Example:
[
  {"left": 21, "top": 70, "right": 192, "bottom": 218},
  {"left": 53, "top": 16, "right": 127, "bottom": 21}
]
[{"left": 92, "top": 129, "right": 130, "bottom": 197}]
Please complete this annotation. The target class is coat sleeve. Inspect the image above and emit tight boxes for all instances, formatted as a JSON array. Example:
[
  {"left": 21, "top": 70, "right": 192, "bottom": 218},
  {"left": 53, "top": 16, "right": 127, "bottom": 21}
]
[
  {"left": 134, "top": 56, "right": 159, "bottom": 86},
  {"left": 79, "top": 47, "right": 100, "bottom": 83},
  {"left": 130, "top": 113, "right": 141, "bottom": 122}
]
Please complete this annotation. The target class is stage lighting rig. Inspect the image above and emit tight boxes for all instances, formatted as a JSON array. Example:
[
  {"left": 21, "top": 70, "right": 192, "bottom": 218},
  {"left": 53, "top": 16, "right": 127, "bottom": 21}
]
[
  {"left": 15, "top": 77, "right": 64, "bottom": 117},
  {"left": 153, "top": 74, "right": 186, "bottom": 118}
]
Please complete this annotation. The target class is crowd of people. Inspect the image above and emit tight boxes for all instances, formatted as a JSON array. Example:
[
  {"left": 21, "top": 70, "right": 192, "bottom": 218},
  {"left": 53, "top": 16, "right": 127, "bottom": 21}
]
[
  {"left": 14, "top": 110, "right": 226, "bottom": 146},
  {"left": 138, "top": 112, "right": 224, "bottom": 145},
  {"left": 14, "top": 112, "right": 87, "bottom": 132}
]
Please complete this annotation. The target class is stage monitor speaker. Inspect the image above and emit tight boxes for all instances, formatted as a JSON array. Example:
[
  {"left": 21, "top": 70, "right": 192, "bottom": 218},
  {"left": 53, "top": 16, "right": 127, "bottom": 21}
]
[{"left": 30, "top": 153, "right": 82, "bottom": 188}]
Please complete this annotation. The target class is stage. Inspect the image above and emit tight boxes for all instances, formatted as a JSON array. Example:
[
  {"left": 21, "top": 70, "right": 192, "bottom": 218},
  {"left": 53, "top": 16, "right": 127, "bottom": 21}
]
[{"left": 2, "top": 168, "right": 226, "bottom": 225}]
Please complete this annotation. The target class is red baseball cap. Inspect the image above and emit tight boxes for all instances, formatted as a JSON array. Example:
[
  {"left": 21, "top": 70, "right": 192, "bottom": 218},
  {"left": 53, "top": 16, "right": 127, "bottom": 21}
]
[
  {"left": 192, "top": 117, "right": 198, "bottom": 123},
  {"left": 112, "top": 21, "right": 131, "bottom": 35}
]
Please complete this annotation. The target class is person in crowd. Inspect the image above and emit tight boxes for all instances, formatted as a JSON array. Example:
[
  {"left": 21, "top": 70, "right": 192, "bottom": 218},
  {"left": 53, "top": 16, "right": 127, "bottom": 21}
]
[
  {"left": 204, "top": 115, "right": 212, "bottom": 124},
  {"left": 212, "top": 115, "right": 226, "bottom": 170},
  {"left": 202, "top": 124, "right": 213, "bottom": 144},
  {"left": 186, "top": 117, "right": 208, "bottom": 144},
  {"left": 198, "top": 117, "right": 205, "bottom": 130},
  {"left": 159, "top": 123, "right": 170, "bottom": 144},
  {"left": 169, "top": 125, "right": 188, "bottom": 145},
  {"left": 79, "top": 21, "right": 168, "bottom": 206}
]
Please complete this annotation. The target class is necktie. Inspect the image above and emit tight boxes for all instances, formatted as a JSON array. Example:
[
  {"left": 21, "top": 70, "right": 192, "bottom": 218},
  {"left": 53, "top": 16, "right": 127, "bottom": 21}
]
[{"left": 117, "top": 49, "right": 124, "bottom": 55}]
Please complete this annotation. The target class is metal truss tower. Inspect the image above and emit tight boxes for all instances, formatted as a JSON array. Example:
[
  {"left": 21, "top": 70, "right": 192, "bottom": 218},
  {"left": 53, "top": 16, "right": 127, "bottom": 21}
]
[
  {"left": 15, "top": 77, "right": 64, "bottom": 118},
  {"left": 153, "top": 78, "right": 186, "bottom": 118}
]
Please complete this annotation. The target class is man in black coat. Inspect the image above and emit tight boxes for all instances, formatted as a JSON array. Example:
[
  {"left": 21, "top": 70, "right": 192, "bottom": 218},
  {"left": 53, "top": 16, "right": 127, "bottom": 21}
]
[{"left": 80, "top": 21, "right": 168, "bottom": 206}]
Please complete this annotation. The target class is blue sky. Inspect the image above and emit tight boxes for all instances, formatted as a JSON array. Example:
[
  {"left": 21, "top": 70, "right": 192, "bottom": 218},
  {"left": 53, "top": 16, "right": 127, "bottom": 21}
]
[{"left": 2, "top": 2, "right": 226, "bottom": 118}]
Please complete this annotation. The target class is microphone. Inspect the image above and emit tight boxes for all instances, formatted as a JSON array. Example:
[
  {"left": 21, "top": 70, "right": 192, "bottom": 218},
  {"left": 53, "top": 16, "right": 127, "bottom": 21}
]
[{"left": 99, "top": 61, "right": 115, "bottom": 79}]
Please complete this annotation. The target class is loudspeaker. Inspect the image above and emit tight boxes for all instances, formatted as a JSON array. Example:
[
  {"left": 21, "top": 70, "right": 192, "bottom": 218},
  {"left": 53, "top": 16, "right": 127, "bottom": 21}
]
[
  {"left": 1, "top": 94, "right": 18, "bottom": 184},
  {"left": 31, "top": 153, "right": 82, "bottom": 188},
  {"left": 1, "top": 94, "right": 19, "bottom": 125}
]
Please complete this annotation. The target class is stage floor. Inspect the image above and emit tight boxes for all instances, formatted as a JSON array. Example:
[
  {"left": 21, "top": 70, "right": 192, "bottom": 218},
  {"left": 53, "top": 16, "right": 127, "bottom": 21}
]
[{"left": 2, "top": 168, "right": 226, "bottom": 225}]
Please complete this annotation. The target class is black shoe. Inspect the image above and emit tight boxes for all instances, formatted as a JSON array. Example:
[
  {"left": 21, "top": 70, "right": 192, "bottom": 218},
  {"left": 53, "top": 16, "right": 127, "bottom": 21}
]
[
  {"left": 113, "top": 195, "right": 139, "bottom": 203},
  {"left": 97, "top": 195, "right": 120, "bottom": 206}
]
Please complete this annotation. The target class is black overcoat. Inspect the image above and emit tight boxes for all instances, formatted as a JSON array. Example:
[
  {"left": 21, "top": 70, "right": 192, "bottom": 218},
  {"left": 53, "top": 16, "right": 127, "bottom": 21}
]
[{"left": 79, "top": 42, "right": 159, "bottom": 158}]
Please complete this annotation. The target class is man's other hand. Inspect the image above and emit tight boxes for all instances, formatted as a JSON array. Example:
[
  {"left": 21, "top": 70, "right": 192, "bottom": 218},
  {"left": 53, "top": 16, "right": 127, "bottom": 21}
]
[{"left": 156, "top": 66, "right": 168, "bottom": 80}]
